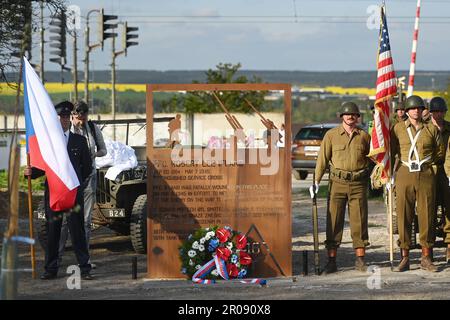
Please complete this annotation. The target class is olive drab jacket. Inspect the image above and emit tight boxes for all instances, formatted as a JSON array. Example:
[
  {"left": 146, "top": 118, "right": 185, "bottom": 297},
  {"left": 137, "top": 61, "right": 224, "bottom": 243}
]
[
  {"left": 438, "top": 121, "right": 450, "bottom": 162},
  {"left": 391, "top": 119, "right": 444, "bottom": 167},
  {"left": 441, "top": 121, "right": 450, "bottom": 176},
  {"left": 315, "top": 125, "right": 371, "bottom": 183},
  {"left": 390, "top": 114, "right": 408, "bottom": 128}
]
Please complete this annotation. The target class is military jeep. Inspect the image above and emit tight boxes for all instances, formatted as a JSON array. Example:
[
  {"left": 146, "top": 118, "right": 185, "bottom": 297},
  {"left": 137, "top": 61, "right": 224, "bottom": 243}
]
[{"left": 35, "top": 117, "right": 173, "bottom": 254}]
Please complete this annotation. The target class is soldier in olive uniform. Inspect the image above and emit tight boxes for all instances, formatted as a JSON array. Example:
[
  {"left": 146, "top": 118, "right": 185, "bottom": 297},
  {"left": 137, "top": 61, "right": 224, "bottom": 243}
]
[
  {"left": 430, "top": 97, "right": 450, "bottom": 257},
  {"left": 390, "top": 100, "right": 407, "bottom": 128},
  {"left": 433, "top": 97, "right": 450, "bottom": 263},
  {"left": 391, "top": 95, "right": 443, "bottom": 272},
  {"left": 311, "top": 102, "right": 371, "bottom": 274},
  {"left": 422, "top": 101, "right": 432, "bottom": 123}
]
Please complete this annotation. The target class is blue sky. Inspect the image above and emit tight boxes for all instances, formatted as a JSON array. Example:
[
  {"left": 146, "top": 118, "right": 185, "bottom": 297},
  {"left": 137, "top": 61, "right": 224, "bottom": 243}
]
[{"left": 40, "top": 0, "right": 450, "bottom": 71}]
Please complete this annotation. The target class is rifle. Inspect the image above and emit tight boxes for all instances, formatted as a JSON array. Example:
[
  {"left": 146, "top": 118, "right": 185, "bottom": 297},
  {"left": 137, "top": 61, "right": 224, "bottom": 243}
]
[
  {"left": 244, "top": 98, "right": 278, "bottom": 130},
  {"left": 312, "top": 172, "right": 320, "bottom": 275},
  {"left": 212, "top": 92, "right": 244, "bottom": 131}
]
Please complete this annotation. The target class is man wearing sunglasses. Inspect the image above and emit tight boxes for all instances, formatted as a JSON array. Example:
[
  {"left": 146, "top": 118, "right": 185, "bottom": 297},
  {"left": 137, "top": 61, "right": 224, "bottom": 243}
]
[{"left": 59, "top": 100, "right": 106, "bottom": 268}]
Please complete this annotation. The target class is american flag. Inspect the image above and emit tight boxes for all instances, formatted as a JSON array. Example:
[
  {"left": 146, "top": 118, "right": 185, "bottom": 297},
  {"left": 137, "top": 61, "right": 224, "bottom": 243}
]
[{"left": 369, "top": 6, "right": 397, "bottom": 182}]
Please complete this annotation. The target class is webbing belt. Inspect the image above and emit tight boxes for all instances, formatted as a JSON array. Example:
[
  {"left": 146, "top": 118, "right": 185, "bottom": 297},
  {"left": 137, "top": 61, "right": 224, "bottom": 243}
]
[{"left": 401, "top": 126, "right": 431, "bottom": 172}]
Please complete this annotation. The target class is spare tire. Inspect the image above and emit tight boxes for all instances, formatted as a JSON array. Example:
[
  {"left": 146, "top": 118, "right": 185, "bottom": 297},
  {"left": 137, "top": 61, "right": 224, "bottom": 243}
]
[
  {"left": 34, "top": 200, "right": 48, "bottom": 251},
  {"left": 130, "top": 194, "right": 147, "bottom": 254}
]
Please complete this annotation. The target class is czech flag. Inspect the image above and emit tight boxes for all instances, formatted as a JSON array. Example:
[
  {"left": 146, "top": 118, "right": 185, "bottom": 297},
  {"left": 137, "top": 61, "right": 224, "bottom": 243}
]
[{"left": 23, "top": 57, "right": 80, "bottom": 211}]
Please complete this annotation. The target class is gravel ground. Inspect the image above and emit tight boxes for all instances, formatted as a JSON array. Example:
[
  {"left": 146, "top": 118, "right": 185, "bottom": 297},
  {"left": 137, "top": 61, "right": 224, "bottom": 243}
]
[{"left": 2, "top": 177, "right": 450, "bottom": 300}]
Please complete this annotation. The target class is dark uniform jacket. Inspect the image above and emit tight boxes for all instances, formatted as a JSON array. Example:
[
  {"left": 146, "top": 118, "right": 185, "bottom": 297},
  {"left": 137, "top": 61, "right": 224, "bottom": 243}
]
[{"left": 30, "top": 132, "right": 92, "bottom": 208}]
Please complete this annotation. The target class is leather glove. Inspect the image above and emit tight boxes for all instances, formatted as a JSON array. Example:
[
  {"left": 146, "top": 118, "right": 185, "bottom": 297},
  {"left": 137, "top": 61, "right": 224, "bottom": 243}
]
[{"left": 309, "top": 182, "right": 320, "bottom": 199}]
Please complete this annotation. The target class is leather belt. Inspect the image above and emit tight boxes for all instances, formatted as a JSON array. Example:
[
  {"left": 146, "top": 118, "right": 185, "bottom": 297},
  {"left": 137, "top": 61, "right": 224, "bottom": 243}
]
[{"left": 330, "top": 167, "right": 369, "bottom": 182}]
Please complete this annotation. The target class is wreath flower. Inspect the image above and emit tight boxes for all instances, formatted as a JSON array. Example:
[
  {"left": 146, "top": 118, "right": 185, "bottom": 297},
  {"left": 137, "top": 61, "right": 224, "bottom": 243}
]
[{"left": 179, "top": 225, "right": 252, "bottom": 281}]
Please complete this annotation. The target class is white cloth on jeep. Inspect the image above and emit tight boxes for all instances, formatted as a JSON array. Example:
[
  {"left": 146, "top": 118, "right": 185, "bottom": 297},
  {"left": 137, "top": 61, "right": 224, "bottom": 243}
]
[{"left": 95, "top": 139, "right": 138, "bottom": 180}]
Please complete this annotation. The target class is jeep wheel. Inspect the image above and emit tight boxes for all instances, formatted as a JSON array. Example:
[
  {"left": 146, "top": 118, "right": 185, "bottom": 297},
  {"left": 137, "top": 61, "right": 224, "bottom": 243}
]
[
  {"left": 34, "top": 200, "right": 48, "bottom": 251},
  {"left": 130, "top": 194, "right": 147, "bottom": 254}
]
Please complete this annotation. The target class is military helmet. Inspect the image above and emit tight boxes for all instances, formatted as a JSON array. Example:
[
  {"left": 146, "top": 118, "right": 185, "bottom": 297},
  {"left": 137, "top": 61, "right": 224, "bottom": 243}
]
[
  {"left": 405, "top": 95, "right": 425, "bottom": 111},
  {"left": 339, "top": 102, "right": 360, "bottom": 117},
  {"left": 392, "top": 100, "right": 405, "bottom": 111},
  {"left": 429, "top": 97, "right": 448, "bottom": 112}
]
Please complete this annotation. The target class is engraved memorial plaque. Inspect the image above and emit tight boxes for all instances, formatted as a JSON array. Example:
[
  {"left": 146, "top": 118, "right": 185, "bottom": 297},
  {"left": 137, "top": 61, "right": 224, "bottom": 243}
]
[{"left": 146, "top": 84, "right": 292, "bottom": 278}]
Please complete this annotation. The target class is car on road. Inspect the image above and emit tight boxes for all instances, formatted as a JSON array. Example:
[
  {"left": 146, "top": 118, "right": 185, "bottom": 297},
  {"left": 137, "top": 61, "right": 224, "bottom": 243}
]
[{"left": 291, "top": 123, "right": 339, "bottom": 180}]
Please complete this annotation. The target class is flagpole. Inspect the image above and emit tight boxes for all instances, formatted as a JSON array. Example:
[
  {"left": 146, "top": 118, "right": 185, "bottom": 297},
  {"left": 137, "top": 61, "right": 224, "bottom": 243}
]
[
  {"left": 380, "top": 3, "right": 395, "bottom": 270},
  {"left": 26, "top": 153, "right": 36, "bottom": 279},
  {"left": 387, "top": 98, "right": 394, "bottom": 270},
  {"left": 385, "top": 2, "right": 394, "bottom": 270},
  {"left": 407, "top": 0, "right": 421, "bottom": 97}
]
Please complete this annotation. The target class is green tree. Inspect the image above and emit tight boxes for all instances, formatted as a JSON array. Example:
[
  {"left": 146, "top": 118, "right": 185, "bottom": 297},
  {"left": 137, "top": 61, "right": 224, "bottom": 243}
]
[
  {"left": 0, "top": 0, "right": 65, "bottom": 87},
  {"left": 162, "top": 63, "right": 268, "bottom": 114}
]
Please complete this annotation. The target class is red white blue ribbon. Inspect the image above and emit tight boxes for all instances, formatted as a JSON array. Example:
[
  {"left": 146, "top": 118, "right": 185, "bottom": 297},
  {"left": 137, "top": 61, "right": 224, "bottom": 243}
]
[
  {"left": 192, "top": 255, "right": 266, "bottom": 285},
  {"left": 192, "top": 258, "right": 217, "bottom": 284}
]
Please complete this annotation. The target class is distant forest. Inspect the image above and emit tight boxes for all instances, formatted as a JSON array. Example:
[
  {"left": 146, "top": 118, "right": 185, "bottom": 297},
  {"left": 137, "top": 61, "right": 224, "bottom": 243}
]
[
  {"left": 2, "top": 68, "right": 449, "bottom": 126},
  {"left": 3, "top": 69, "right": 450, "bottom": 91}
]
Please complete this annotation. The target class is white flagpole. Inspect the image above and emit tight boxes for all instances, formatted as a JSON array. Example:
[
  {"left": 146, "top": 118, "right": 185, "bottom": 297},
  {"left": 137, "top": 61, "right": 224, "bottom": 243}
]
[{"left": 407, "top": 0, "right": 421, "bottom": 97}]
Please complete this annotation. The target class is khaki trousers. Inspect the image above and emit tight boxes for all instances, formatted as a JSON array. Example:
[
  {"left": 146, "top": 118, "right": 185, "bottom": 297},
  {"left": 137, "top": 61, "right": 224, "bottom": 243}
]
[
  {"left": 325, "top": 179, "right": 369, "bottom": 250},
  {"left": 396, "top": 165, "right": 436, "bottom": 249}
]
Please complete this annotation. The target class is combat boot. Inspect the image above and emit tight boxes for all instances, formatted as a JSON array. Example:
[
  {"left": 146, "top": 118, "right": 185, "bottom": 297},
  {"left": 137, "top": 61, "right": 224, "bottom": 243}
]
[
  {"left": 355, "top": 248, "right": 367, "bottom": 272},
  {"left": 321, "top": 249, "right": 337, "bottom": 275},
  {"left": 393, "top": 249, "right": 410, "bottom": 272},
  {"left": 421, "top": 248, "right": 438, "bottom": 272}
]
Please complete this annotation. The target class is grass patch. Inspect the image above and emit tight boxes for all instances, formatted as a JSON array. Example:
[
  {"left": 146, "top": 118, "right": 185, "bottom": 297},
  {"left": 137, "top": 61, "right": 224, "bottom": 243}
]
[{"left": 0, "top": 167, "right": 45, "bottom": 191}]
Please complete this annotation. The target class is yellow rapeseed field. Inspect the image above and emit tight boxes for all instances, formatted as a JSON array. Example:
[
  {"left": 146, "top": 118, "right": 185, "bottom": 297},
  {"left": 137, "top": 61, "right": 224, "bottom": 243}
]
[
  {"left": 0, "top": 82, "right": 146, "bottom": 95},
  {"left": 324, "top": 86, "right": 434, "bottom": 99},
  {"left": 0, "top": 82, "right": 434, "bottom": 99}
]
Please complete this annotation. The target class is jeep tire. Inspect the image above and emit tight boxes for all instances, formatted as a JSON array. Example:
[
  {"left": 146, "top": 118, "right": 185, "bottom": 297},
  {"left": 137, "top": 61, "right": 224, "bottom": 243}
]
[
  {"left": 35, "top": 200, "right": 48, "bottom": 251},
  {"left": 130, "top": 194, "right": 148, "bottom": 254}
]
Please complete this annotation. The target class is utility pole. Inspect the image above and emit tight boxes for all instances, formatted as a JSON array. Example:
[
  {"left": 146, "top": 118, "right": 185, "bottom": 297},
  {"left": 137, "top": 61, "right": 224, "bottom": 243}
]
[
  {"left": 39, "top": 1, "right": 45, "bottom": 83},
  {"left": 98, "top": 8, "right": 118, "bottom": 138},
  {"left": 110, "top": 21, "right": 139, "bottom": 140},
  {"left": 84, "top": 9, "right": 101, "bottom": 106},
  {"left": 111, "top": 32, "right": 117, "bottom": 140},
  {"left": 72, "top": 27, "right": 78, "bottom": 101}
]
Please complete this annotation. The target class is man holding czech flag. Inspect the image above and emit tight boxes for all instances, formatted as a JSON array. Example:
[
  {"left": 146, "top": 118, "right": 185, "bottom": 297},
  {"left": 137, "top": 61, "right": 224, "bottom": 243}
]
[{"left": 22, "top": 57, "right": 94, "bottom": 280}]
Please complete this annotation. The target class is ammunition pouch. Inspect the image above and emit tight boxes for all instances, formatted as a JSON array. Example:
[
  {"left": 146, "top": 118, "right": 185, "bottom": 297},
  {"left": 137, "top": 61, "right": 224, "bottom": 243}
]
[{"left": 330, "top": 166, "right": 369, "bottom": 182}]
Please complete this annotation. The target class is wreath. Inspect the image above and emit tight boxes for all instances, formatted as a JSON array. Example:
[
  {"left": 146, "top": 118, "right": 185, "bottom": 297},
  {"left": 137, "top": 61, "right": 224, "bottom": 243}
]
[{"left": 179, "top": 226, "right": 253, "bottom": 282}]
